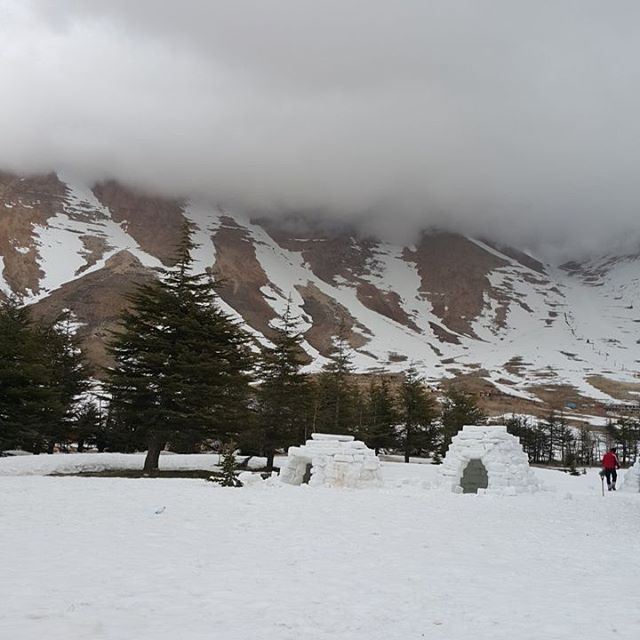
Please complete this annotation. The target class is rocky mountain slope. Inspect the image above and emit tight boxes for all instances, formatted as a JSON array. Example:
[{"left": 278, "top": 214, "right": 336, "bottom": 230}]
[{"left": 1, "top": 171, "right": 639, "bottom": 407}]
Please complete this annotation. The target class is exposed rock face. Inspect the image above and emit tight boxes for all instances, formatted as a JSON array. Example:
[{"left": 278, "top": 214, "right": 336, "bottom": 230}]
[
  {"left": 405, "top": 232, "right": 508, "bottom": 337},
  {"left": 92, "top": 180, "right": 186, "bottom": 265},
  {"left": 296, "top": 282, "right": 369, "bottom": 353},
  {"left": 1, "top": 171, "right": 639, "bottom": 403},
  {"left": 0, "top": 172, "right": 68, "bottom": 296},
  {"left": 256, "top": 216, "right": 376, "bottom": 285},
  {"left": 30, "top": 251, "right": 155, "bottom": 371},
  {"left": 212, "top": 216, "right": 277, "bottom": 337}
]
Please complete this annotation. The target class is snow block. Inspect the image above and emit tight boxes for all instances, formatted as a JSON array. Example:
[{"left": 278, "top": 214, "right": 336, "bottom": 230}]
[
  {"left": 238, "top": 471, "right": 263, "bottom": 487},
  {"left": 279, "top": 434, "right": 382, "bottom": 488},
  {"left": 312, "top": 433, "right": 354, "bottom": 442},
  {"left": 621, "top": 460, "right": 640, "bottom": 493}
]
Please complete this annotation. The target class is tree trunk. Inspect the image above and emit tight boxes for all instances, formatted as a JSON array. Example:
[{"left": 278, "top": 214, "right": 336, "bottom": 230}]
[
  {"left": 266, "top": 450, "right": 275, "bottom": 472},
  {"left": 143, "top": 437, "right": 164, "bottom": 474},
  {"left": 77, "top": 439, "right": 84, "bottom": 453}
]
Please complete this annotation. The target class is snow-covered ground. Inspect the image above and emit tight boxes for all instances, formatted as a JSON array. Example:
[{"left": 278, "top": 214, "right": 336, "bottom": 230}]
[{"left": 1, "top": 454, "right": 639, "bottom": 640}]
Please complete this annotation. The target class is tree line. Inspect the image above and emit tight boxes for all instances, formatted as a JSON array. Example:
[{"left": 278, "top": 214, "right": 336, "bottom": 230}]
[
  {"left": 0, "top": 301, "right": 90, "bottom": 454},
  {"left": 5, "top": 223, "right": 627, "bottom": 473},
  {"left": 0, "top": 224, "right": 489, "bottom": 472},
  {"left": 504, "top": 413, "right": 640, "bottom": 468}
]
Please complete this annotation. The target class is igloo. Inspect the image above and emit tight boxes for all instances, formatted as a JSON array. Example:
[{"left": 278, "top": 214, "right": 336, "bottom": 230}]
[
  {"left": 438, "top": 425, "right": 540, "bottom": 494},
  {"left": 620, "top": 460, "right": 640, "bottom": 493},
  {"left": 279, "top": 433, "right": 382, "bottom": 488}
]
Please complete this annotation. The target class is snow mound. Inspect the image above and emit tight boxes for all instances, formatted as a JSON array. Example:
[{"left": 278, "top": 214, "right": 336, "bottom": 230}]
[
  {"left": 280, "top": 433, "right": 382, "bottom": 488},
  {"left": 620, "top": 460, "right": 640, "bottom": 493},
  {"left": 438, "top": 425, "right": 541, "bottom": 495}
]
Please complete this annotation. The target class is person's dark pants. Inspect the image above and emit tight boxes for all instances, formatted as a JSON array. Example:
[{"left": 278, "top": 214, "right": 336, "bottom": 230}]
[{"left": 605, "top": 468, "right": 617, "bottom": 490}]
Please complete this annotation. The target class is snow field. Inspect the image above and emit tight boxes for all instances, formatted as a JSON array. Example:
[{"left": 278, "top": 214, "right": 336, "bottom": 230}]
[
  {"left": 0, "top": 452, "right": 223, "bottom": 476},
  {"left": 1, "top": 459, "right": 639, "bottom": 640}
]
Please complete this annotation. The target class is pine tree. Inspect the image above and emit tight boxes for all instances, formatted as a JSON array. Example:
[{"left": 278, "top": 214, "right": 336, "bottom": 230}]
[
  {"left": 106, "top": 222, "right": 254, "bottom": 473},
  {"left": 40, "top": 310, "right": 90, "bottom": 452},
  {"left": 363, "top": 376, "right": 398, "bottom": 454},
  {"left": 213, "top": 441, "right": 242, "bottom": 486},
  {"left": 313, "top": 325, "right": 360, "bottom": 435},
  {"left": 505, "top": 414, "right": 537, "bottom": 461},
  {"left": 576, "top": 425, "right": 595, "bottom": 466},
  {"left": 397, "top": 368, "right": 438, "bottom": 462},
  {"left": 257, "top": 304, "right": 310, "bottom": 471},
  {"left": 543, "top": 411, "right": 559, "bottom": 464},
  {"left": 74, "top": 401, "right": 104, "bottom": 452},
  {"left": 607, "top": 417, "right": 640, "bottom": 466},
  {"left": 0, "top": 297, "right": 37, "bottom": 452},
  {"left": 556, "top": 413, "right": 575, "bottom": 466},
  {"left": 0, "top": 297, "right": 68, "bottom": 453},
  {"left": 438, "top": 388, "right": 486, "bottom": 457}
]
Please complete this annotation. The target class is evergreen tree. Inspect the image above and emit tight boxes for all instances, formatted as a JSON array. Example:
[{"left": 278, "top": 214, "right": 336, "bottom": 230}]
[
  {"left": 397, "top": 368, "right": 438, "bottom": 462},
  {"left": 541, "top": 411, "right": 569, "bottom": 464},
  {"left": 607, "top": 417, "right": 640, "bottom": 466},
  {"left": 438, "top": 388, "right": 486, "bottom": 457},
  {"left": 576, "top": 425, "right": 595, "bottom": 466},
  {"left": 74, "top": 401, "right": 104, "bottom": 452},
  {"left": 40, "top": 310, "right": 90, "bottom": 452},
  {"left": 505, "top": 414, "right": 534, "bottom": 459},
  {"left": 0, "top": 297, "right": 38, "bottom": 451},
  {"left": 0, "top": 297, "right": 69, "bottom": 453},
  {"left": 555, "top": 413, "right": 576, "bottom": 466},
  {"left": 106, "top": 222, "right": 254, "bottom": 473},
  {"left": 313, "top": 324, "right": 360, "bottom": 434},
  {"left": 256, "top": 304, "right": 310, "bottom": 470},
  {"left": 212, "top": 440, "right": 242, "bottom": 486},
  {"left": 363, "top": 376, "right": 398, "bottom": 454}
]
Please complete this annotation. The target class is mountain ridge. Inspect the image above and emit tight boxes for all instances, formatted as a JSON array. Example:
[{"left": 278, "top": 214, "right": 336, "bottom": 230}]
[{"left": 1, "top": 171, "right": 639, "bottom": 409}]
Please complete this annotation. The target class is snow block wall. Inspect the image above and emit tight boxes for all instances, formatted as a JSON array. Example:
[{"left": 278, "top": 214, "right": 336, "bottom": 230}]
[
  {"left": 438, "top": 425, "right": 540, "bottom": 495},
  {"left": 279, "top": 434, "right": 382, "bottom": 488},
  {"left": 620, "top": 460, "right": 640, "bottom": 492}
]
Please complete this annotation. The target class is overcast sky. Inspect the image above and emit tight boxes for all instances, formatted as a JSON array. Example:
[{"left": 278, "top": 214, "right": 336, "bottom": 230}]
[{"left": 2, "top": 1, "right": 640, "bottom": 258}]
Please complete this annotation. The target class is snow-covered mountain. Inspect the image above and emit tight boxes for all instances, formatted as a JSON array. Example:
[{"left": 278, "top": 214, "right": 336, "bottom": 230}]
[{"left": 1, "top": 171, "right": 639, "bottom": 404}]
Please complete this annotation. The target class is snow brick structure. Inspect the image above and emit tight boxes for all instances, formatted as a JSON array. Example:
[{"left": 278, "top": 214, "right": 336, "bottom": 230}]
[
  {"left": 620, "top": 460, "right": 640, "bottom": 492},
  {"left": 279, "top": 433, "right": 382, "bottom": 488},
  {"left": 438, "top": 425, "right": 540, "bottom": 495}
]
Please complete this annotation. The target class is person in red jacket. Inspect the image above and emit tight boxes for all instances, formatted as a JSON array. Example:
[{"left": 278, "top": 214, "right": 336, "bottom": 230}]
[{"left": 602, "top": 448, "right": 620, "bottom": 491}]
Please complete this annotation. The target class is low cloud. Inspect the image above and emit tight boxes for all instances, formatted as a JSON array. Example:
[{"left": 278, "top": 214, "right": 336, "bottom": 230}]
[{"left": 2, "top": 1, "right": 640, "bottom": 258}]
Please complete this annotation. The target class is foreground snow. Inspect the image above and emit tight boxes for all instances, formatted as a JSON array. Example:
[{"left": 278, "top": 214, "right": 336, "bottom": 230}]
[{"left": 1, "top": 457, "right": 639, "bottom": 639}]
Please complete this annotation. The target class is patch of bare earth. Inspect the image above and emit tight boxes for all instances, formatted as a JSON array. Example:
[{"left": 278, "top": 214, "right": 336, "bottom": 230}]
[
  {"left": 480, "top": 239, "right": 547, "bottom": 275},
  {"left": 404, "top": 232, "right": 509, "bottom": 337},
  {"left": 295, "top": 282, "right": 370, "bottom": 355},
  {"left": 254, "top": 216, "right": 376, "bottom": 284},
  {"left": 92, "top": 180, "right": 186, "bottom": 265},
  {"left": 212, "top": 217, "right": 277, "bottom": 337},
  {"left": 587, "top": 375, "right": 640, "bottom": 403},
  {"left": 255, "top": 216, "right": 418, "bottom": 332},
  {"left": 76, "top": 235, "right": 112, "bottom": 274},
  {"left": 355, "top": 283, "right": 419, "bottom": 331},
  {"left": 0, "top": 171, "right": 68, "bottom": 296},
  {"left": 30, "top": 251, "right": 155, "bottom": 373}
]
